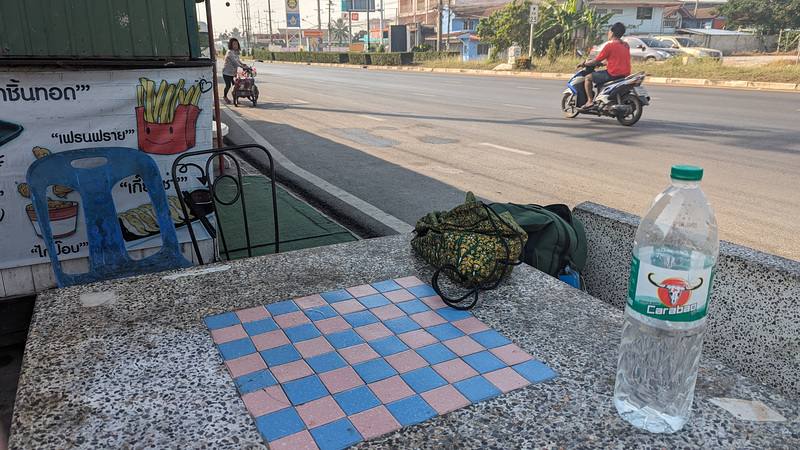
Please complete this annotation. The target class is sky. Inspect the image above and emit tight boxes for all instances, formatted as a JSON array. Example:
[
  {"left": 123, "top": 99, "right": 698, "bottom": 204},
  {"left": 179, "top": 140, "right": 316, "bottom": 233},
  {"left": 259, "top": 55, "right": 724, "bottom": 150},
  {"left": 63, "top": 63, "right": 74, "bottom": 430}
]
[{"left": 195, "top": 0, "right": 399, "bottom": 36}]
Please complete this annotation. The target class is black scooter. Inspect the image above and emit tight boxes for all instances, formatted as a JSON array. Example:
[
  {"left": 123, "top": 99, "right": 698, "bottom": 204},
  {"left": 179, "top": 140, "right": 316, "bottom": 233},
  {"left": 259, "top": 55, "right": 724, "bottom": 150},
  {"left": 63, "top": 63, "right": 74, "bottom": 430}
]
[{"left": 561, "top": 58, "right": 650, "bottom": 126}]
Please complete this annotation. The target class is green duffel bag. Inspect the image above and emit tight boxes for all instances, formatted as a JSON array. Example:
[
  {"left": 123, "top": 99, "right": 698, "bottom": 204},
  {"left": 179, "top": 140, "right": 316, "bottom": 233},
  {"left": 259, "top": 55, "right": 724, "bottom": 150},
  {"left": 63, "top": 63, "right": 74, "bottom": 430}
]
[{"left": 488, "top": 203, "right": 587, "bottom": 279}]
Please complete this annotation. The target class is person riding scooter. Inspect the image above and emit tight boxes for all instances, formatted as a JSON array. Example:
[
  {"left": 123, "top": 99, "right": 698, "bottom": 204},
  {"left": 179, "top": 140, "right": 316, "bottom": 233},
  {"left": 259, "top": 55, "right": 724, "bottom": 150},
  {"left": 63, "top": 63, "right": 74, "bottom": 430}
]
[{"left": 577, "top": 22, "right": 631, "bottom": 112}]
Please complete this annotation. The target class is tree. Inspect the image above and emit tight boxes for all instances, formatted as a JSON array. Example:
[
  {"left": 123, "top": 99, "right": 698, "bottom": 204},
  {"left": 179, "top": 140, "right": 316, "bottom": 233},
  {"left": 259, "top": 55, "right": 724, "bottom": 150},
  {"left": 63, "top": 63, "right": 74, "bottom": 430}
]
[
  {"left": 714, "top": 0, "right": 800, "bottom": 35},
  {"left": 476, "top": 0, "right": 535, "bottom": 59},
  {"left": 533, "top": 0, "right": 613, "bottom": 56},
  {"left": 330, "top": 18, "right": 350, "bottom": 44}
]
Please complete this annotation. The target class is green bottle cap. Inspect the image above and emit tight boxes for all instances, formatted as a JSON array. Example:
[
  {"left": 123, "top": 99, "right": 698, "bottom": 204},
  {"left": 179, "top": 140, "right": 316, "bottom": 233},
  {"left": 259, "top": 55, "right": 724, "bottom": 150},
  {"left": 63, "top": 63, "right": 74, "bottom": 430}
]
[{"left": 671, "top": 165, "right": 703, "bottom": 181}]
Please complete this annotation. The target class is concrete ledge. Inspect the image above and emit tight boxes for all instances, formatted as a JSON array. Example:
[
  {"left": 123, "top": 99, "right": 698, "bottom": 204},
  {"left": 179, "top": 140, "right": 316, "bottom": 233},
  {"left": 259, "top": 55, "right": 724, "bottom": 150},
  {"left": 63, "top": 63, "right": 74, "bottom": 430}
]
[{"left": 574, "top": 201, "right": 800, "bottom": 399}]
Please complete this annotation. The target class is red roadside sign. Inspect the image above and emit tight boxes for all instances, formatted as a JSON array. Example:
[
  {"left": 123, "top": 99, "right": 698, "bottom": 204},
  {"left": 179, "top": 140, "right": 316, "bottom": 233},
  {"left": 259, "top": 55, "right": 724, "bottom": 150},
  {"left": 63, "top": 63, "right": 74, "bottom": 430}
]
[
  {"left": 303, "top": 30, "right": 323, "bottom": 38},
  {"left": 351, "top": 12, "right": 359, "bottom": 21}
]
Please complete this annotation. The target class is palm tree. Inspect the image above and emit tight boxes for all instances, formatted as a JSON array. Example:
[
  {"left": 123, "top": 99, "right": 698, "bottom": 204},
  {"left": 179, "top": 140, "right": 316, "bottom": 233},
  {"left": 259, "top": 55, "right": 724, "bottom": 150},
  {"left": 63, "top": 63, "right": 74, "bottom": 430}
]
[
  {"left": 330, "top": 18, "right": 349, "bottom": 44},
  {"left": 534, "top": 0, "right": 613, "bottom": 55}
]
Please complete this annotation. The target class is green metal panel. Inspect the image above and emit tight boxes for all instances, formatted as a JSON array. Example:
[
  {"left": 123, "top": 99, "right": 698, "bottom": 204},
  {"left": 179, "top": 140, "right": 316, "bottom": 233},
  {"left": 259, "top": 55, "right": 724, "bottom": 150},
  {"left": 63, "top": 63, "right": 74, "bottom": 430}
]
[{"left": 0, "top": 0, "right": 200, "bottom": 59}]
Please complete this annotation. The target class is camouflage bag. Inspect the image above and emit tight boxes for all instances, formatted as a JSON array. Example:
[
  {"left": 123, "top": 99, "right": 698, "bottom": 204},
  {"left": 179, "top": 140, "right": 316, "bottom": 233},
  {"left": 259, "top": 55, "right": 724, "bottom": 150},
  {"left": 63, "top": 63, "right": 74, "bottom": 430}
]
[{"left": 411, "top": 192, "right": 528, "bottom": 310}]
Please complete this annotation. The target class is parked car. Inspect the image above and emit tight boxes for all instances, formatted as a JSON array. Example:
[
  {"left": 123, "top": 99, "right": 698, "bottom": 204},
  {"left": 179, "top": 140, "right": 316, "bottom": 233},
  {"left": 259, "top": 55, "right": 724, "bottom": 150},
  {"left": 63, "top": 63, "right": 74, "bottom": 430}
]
[
  {"left": 589, "top": 36, "right": 680, "bottom": 62},
  {"left": 651, "top": 36, "right": 723, "bottom": 60}
]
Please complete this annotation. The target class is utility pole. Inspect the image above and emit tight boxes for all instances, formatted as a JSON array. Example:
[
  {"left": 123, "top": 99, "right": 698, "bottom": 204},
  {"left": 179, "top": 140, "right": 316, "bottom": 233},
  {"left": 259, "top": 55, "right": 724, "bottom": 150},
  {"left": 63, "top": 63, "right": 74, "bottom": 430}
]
[
  {"left": 437, "top": 0, "right": 443, "bottom": 51},
  {"left": 266, "top": 1, "right": 274, "bottom": 47},
  {"left": 328, "top": 0, "right": 332, "bottom": 49}
]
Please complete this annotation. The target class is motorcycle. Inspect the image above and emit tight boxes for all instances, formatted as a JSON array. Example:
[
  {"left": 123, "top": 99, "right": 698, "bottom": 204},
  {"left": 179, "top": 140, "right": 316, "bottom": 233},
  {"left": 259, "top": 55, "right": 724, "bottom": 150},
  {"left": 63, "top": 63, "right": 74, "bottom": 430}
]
[{"left": 561, "top": 59, "right": 649, "bottom": 126}]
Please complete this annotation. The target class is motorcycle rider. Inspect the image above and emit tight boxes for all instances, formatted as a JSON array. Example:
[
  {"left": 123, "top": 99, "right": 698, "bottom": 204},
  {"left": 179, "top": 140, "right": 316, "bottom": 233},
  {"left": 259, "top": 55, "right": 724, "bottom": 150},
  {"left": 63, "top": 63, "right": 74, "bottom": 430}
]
[{"left": 577, "top": 22, "right": 631, "bottom": 111}]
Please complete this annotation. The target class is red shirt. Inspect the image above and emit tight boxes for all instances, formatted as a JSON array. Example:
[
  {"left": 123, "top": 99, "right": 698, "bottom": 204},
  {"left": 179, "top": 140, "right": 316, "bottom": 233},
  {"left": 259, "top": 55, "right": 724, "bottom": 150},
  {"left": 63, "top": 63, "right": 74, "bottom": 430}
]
[{"left": 597, "top": 40, "right": 631, "bottom": 77}]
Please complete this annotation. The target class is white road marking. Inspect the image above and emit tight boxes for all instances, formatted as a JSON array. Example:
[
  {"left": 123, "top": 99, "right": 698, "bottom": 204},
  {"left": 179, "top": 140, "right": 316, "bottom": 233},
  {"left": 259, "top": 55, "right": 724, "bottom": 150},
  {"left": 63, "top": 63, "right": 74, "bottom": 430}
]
[
  {"left": 480, "top": 143, "right": 533, "bottom": 155},
  {"left": 357, "top": 114, "right": 386, "bottom": 121},
  {"left": 222, "top": 108, "right": 414, "bottom": 234},
  {"left": 503, "top": 104, "right": 536, "bottom": 110},
  {"left": 413, "top": 93, "right": 435, "bottom": 97},
  {"left": 293, "top": 99, "right": 310, "bottom": 104},
  {"left": 444, "top": 81, "right": 462, "bottom": 84},
  {"left": 517, "top": 87, "right": 540, "bottom": 90}
]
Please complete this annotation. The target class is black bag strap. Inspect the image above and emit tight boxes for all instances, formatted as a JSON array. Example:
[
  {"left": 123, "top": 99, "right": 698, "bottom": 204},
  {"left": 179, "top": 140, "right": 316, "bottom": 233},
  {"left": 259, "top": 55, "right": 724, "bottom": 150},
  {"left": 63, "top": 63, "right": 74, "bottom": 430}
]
[{"left": 431, "top": 203, "right": 525, "bottom": 310}]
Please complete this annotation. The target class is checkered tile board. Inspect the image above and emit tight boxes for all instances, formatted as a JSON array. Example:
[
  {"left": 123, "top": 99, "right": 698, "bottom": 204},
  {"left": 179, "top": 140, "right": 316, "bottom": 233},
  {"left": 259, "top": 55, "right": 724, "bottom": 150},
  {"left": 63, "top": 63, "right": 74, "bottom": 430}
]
[{"left": 205, "top": 276, "right": 557, "bottom": 449}]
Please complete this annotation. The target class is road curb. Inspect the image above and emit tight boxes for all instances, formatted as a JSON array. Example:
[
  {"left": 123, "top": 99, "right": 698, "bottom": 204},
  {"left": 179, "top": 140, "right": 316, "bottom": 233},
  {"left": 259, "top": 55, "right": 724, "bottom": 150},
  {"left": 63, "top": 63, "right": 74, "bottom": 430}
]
[{"left": 253, "top": 59, "right": 800, "bottom": 92}]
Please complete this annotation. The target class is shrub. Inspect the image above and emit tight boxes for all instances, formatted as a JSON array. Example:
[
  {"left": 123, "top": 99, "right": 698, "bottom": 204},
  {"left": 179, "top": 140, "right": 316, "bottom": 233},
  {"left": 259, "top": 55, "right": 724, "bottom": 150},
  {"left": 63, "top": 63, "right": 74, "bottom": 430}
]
[
  {"left": 514, "top": 57, "right": 531, "bottom": 70},
  {"left": 348, "top": 52, "right": 371, "bottom": 65},
  {"left": 369, "top": 52, "right": 413, "bottom": 65},
  {"left": 412, "top": 51, "right": 460, "bottom": 62}
]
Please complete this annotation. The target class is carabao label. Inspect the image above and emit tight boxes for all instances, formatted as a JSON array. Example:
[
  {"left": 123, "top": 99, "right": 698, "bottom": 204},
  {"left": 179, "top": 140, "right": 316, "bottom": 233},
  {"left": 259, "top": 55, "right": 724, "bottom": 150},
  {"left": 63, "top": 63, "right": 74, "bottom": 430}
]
[{"left": 627, "top": 255, "right": 714, "bottom": 322}]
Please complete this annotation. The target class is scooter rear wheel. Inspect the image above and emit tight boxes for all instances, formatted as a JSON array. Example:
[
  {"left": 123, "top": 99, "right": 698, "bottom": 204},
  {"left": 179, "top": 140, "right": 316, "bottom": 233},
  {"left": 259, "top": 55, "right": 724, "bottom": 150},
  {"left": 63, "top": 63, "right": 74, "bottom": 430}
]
[
  {"left": 616, "top": 93, "right": 643, "bottom": 126},
  {"left": 561, "top": 93, "right": 579, "bottom": 118}
]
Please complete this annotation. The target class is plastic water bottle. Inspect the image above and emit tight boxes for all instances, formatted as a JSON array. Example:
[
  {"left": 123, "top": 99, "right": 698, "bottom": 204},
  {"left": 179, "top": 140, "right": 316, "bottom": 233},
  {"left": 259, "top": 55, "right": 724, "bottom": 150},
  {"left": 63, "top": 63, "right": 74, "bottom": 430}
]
[{"left": 614, "top": 165, "right": 719, "bottom": 433}]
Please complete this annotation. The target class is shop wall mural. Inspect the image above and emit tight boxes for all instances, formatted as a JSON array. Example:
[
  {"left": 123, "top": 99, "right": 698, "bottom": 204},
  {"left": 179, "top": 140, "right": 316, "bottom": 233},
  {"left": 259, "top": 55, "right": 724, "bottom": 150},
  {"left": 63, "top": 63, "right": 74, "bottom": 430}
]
[{"left": 0, "top": 68, "right": 213, "bottom": 270}]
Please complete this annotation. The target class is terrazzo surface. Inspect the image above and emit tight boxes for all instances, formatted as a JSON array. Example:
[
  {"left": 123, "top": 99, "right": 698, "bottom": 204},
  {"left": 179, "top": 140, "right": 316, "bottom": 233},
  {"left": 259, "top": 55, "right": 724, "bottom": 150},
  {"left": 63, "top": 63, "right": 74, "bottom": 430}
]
[
  {"left": 9, "top": 235, "right": 800, "bottom": 448},
  {"left": 206, "top": 277, "right": 557, "bottom": 449}
]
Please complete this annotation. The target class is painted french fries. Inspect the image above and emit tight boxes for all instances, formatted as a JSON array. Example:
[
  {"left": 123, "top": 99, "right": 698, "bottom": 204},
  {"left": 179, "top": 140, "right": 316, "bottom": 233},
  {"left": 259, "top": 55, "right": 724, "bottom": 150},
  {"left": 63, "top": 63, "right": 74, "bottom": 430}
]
[{"left": 136, "top": 78, "right": 201, "bottom": 124}]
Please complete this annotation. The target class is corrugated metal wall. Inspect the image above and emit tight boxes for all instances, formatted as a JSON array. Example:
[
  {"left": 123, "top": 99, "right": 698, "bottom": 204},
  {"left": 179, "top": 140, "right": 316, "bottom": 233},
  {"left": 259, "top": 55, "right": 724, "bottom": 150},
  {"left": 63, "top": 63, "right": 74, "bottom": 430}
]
[{"left": 0, "top": 0, "right": 200, "bottom": 59}]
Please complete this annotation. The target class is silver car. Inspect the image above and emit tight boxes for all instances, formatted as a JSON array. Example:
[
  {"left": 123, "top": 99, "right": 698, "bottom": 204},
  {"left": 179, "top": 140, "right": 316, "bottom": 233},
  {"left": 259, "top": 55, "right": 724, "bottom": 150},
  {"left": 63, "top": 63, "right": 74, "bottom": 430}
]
[{"left": 590, "top": 36, "right": 681, "bottom": 62}]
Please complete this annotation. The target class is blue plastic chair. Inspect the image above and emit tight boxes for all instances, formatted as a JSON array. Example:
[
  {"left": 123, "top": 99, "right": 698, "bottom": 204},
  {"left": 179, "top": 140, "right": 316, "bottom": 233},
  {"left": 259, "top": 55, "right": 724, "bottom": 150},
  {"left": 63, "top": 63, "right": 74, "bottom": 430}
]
[{"left": 26, "top": 147, "right": 193, "bottom": 287}]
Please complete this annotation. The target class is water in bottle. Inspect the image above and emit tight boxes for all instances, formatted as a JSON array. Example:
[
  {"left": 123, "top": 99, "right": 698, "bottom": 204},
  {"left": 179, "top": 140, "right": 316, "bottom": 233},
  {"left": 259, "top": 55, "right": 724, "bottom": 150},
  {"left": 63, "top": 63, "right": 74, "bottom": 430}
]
[{"left": 614, "top": 165, "right": 718, "bottom": 433}]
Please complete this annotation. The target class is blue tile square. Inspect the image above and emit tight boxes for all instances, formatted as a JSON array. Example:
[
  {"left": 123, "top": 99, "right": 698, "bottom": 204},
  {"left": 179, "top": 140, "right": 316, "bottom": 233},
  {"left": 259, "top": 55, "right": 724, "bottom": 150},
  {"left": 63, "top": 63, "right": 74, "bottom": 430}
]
[
  {"left": 242, "top": 317, "right": 279, "bottom": 336},
  {"left": 217, "top": 338, "right": 256, "bottom": 360},
  {"left": 357, "top": 294, "right": 391, "bottom": 309},
  {"left": 303, "top": 305, "right": 339, "bottom": 321},
  {"left": 326, "top": 329, "right": 366, "bottom": 349},
  {"left": 453, "top": 376, "right": 503, "bottom": 403},
  {"left": 307, "top": 351, "right": 348, "bottom": 373},
  {"left": 283, "top": 375, "right": 329, "bottom": 405},
  {"left": 512, "top": 360, "right": 558, "bottom": 383},
  {"left": 333, "top": 385, "right": 382, "bottom": 415},
  {"left": 385, "top": 395, "right": 437, "bottom": 426},
  {"left": 462, "top": 351, "right": 507, "bottom": 374},
  {"left": 284, "top": 323, "right": 322, "bottom": 343},
  {"left": 406, "top": 284, "right": 437, "bottom": 298},
  {"left": 400, "top": 366, "right": 447, "bottom": 393},
  {"left": 204, "top": 312, "right": 240, "bottom": 330},
  {"left": 470, "top": 330, "right": 513, "bottom": 348},
  {"left": 320, "top": 289, "right": 353, "bottom": 303},
  {"left": 309, "top": 418, "right": 363, "bottom": 450},
  {"left": 436, "top": 307, "right": 474, "bottom": 322},
  {"left": 416, "top": 343, "right": 458, "bottom": 365},
  {"left": 342, "top": 310, "right": 380, "bottom": 328},
  {"left": 395, "top": 299, "right": 430, "bottom": 315},
  {"left": 260, "top": 344, "right": 302, "bottom": 366},
  {"left": 426, "top": 323, "right": 465, "bottom": 341},
  {"left": 265, "top": 300, "right": 300, "bottom": 316},
  {"left": 352, "top": 358, "right": 398, "bottom": 383},
  {"left": 254, "top": 407, "right": 305, "bottom": 442},
  {"left": 368, "top": 336, "right": 410, "bottom": 357},
  {"left": 371, "top": 280, "right": 402, "bottom": 293},
  {"left": 383, "top": 316, "right": 421, "bottom": 334},
  {"left": 235, "top": 369, "right": 278, "bottom": 394}
]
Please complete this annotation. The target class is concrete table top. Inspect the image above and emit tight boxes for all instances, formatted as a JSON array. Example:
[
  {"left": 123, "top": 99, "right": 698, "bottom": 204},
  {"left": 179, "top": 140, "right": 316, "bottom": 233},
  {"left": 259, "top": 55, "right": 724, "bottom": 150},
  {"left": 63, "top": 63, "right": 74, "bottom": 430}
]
[{"left": 10, "top": 234, "right": 799, "bottom": 448}]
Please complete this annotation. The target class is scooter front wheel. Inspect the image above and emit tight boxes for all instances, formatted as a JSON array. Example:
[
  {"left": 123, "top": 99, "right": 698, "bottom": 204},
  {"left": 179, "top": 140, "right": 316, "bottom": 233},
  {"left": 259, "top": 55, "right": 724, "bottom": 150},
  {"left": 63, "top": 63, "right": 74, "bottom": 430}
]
[{"left": 561, "top": 93, "right": 579, "bottom": 118}]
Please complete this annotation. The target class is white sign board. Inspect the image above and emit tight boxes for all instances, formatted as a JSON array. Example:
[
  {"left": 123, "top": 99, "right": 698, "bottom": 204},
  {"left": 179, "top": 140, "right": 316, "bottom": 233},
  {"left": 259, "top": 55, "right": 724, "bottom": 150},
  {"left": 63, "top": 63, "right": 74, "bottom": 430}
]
[{"left": 529, "top": 4, "right": 539, "bottom": 24}]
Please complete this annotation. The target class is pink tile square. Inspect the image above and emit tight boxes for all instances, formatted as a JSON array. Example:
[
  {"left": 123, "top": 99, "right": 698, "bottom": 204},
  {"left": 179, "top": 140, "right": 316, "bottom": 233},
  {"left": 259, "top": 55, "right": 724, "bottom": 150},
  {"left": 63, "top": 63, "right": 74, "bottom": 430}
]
[
  {"left": 371, "top": 304, "right": 406, "bottom": 321},
  {"left": 420, "top": 384, "right": 471, "bottom": 415},
  {"left": 346, "top": 284, "right": 380, "bottom": 298},
  {"left": 338, "top": 343, "right": 380, "bottom": 365},
  {"left": 210, "top": 324, "right": 248, "bottom": 344},
  {"left": 294, "top": 336, "right": 335, "bottom": 359},
  {"left": 268, "top": 430, "right": 319, "bottom": 449},
  {"left": 483, "top": 367, "right": 532, "bottom": 393},
  {"left": 368, "top": 375, "right": 415, "bottom": 403},
  {"left": 354, "top": 322, "right": 393, "bottom": 341},
  {"left": 251, "top": 329, "right": 290, "bottom": 351},
  {"left": 273, "top": 310, "right": 311, "bottom": 328},
  {"left": 383, "top": 289, "right": 417, "bottom": 304},
  {"left": 349, "top": 405, "right": 402, "bottom": 440},
  {"left": 490, "top": 343, "right": 534, "bottom": 366},
  {"left": 271, "top": 360, "right": 314, "bottom": 383},
  {"left": 452, "top": 317, "right": 492, "bottom": 335},
  {"left": 235, "top": 306, "right": 271, "bottom": 323},
  {"left": 296, "top": 395, "right": 346, "bottom": 429},
  {"left": 225, "top": 353, "right": 267, "bottom": 378},
  {"left": 396, "top": 329, "right": 438, "bottom": 349},
  {"left": 443, "top": 335, "right": 485, "bottom": 357},
  {"left": 318, "top": 365, "right": 365, "bottom": 394},
  {"left": 384, "top": 350, "right": 429, "bottom": 374},
  {"left": 432, "top": 358, "right": 479, "bottom": 383},
  {"left": 331, "top": 299, "right": 367, "bottom": 315},
  {"left": 241, "top": 385, "right": 291, "bottom": 417},
  {"left": 419, "top": 295, "right": 448, "bottom": 310},
  {"left": 314, "top": 316, "right": 352, "bottom": 334},
  {"left": 409, "top": 310, "right": 448, "bottom": 328},
  {"left": 394, "top": 276, "right": 425, "bottom": 288},
  {"left": 294, "top": 294, "right": 328, "bottom": 310}
]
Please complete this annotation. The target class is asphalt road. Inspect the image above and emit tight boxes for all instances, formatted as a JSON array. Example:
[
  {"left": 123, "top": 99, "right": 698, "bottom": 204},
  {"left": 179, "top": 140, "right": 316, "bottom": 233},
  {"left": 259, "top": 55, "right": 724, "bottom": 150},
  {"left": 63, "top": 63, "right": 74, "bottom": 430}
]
[{"left": 220, "top": 61, "right": 800, "bottom": 262}]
